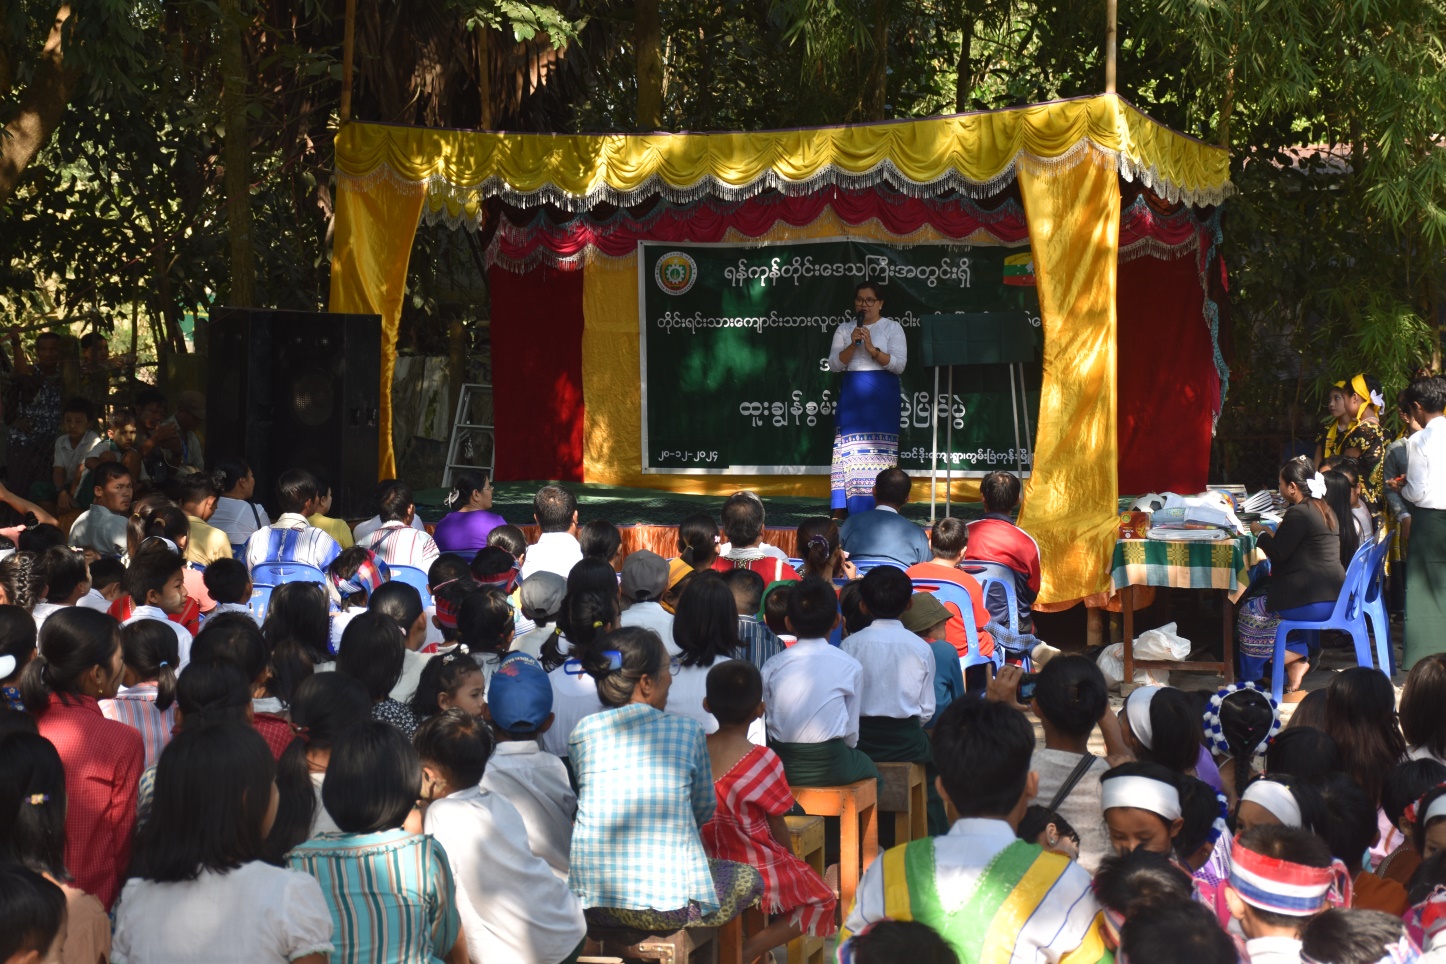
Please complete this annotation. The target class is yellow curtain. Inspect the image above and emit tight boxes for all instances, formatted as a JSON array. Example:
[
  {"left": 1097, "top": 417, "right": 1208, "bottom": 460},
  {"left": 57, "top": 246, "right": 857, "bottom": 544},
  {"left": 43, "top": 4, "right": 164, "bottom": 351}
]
[
  {"left": 336, "top": 95, "right": 1230, "bottom": 214},
  {"left": 328, "top": 164, "right": 427, "bottom": 477},
  {"left": 1015, "top": 149, "right": 1122, "bottom": 605},
  {"left": 581, "top": 214, "right": 987, "bottom": 503}
]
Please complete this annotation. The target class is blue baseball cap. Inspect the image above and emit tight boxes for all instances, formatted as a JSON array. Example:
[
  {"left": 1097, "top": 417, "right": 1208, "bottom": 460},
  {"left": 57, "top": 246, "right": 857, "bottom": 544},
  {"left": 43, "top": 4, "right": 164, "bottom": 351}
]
[{"left": 487, "top": 652, "right": 554, "bottom": 733}]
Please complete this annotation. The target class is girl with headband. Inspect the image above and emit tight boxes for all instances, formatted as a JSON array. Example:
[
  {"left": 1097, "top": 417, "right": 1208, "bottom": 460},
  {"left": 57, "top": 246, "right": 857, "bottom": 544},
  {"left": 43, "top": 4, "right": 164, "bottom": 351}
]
[
  {"left": 1202, "top": 681, "right": 1281, "bottom": 809},
  {"left": 1236, "top": 775, "right": 1322, "bottom": 836},
  {"left": 1100, "top": 761, "right": 1185, "bottom": 857},
  {"left": 1316, "top": 373, "right": 1387, "bottom": 508},
  {"left": 1120, "top": 685, "right": 1207, "bottom": 777},
  {"left": 1241, "top": 457, "right": 1349, "bottom": 696},
  {"left": 1410, "top": 784, "right": 1446, "bottom": 862}
]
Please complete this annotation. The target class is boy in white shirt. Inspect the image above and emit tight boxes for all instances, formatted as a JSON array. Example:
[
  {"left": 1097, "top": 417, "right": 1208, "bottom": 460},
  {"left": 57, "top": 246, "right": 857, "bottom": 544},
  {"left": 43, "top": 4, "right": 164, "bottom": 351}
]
[
  {"left": 203, "top": 558, "right": 260, "bottom": 625},
  {"left": 53, "top": 397, "right": 102, "bottom": 512},
  {"left": 760, "top": 576, "right": 877, "bottom": 788},
  {"left": 1225, "top": 825, "right": 1352, "bottom": 964},
  {"left": 418, "top": 709, "right": 586, "bottom": 964},
  {"left": 481, "top": 652, "right": 576, "bottom": 878},
  {"left": 123, "top": 545, "right": 194, "bottom": 668}
]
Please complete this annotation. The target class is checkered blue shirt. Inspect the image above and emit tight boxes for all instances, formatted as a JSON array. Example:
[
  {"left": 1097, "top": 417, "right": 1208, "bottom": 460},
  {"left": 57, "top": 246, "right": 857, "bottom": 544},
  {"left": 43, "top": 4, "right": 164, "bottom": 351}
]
[{"left": 568, "top": 703, "right": 717, "bottom": 912}]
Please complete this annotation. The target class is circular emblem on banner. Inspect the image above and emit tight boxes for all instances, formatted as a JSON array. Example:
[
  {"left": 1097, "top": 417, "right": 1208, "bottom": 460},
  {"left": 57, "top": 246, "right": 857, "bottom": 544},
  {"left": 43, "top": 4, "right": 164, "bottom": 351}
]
[{"left": 654, "top": 252, "right": 697, "bottom": 295}]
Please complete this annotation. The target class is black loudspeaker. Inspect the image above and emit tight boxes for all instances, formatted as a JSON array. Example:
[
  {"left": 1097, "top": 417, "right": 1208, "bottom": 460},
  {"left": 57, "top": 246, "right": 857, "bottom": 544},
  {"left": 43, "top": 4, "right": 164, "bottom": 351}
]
[{"left": 206, "top": 308, "right": 381, "bottom": 519}]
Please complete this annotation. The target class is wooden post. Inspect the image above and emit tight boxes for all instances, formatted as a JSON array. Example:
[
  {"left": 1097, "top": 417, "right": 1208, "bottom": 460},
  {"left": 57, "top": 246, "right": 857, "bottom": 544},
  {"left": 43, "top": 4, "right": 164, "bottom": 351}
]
[
  {"left": 340, "top": 0, "right": 357, "bottom": 124},
  {"left": 1104, "top": 0, "right": 1117, "bottom": 93}
]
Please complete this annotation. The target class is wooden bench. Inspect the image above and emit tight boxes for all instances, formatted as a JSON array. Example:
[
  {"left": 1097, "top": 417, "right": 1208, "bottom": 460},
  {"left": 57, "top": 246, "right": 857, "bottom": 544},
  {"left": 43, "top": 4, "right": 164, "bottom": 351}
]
[
  {"left": 584, "top": 914, "right": 743, "bottom": 964},
  {"left": 785, "top": 815, "right": 828, "bottom": 964},
  {"left": 791, "top": 778, "right": 878, "bottom": 922},
  {"left": 875, "top": 762, "right": 927, "bottom": 844}
]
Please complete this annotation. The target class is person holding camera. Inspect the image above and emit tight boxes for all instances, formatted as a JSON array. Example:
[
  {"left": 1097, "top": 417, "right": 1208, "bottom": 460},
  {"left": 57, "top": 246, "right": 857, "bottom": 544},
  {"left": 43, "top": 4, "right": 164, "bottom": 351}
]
[{"left": 986, "top": 658, "right": 1132, "bottom": 873}]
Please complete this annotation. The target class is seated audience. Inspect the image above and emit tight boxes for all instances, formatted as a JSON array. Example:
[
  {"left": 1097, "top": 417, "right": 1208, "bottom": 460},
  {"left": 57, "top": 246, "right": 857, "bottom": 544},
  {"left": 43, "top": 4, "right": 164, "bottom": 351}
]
[
  {"left": 539, "top": 589, "right": 615, "bottom": 759},
  {"left": 350, "top": 477, "right": 428, "bottom": 544},
  {"left": 432, "top": 469, "right": 505, "bottom": 554},
  {"left": 1312, "top": 772, "right": 1409, "bottom": 914},
  {"left": 904, "top": 516, "right": 995, "bottom": 659},
  {"left": 712, "top": 492, "right": 800, "bottom": 581},
  {"left": 286, "top": 721, "right": 464, "bottom": 964},
  {"left": 99, "top": 619, "right": 179, "bottom": 768},
  {"left": 176, "top": 471, "right": 233, "bottom": 566},
  {"left": 326, "top": 546, "right": 389, "bottom": 649},
  {"left": 112, "top": 723, "right": 335, "bottom": 964},
  {"left": 67, "top": 462, "right": 132, "bottom": 556},
  {"left": 188, "top": 614, "right": 292, "bottom": 756},
  {"left": 52, "top": 396, "right": 101, "bottom": 511},
  {"left": 842, "top": 696, "right": 1109, "bottom": 961},
  {"left": 700, "top": 660, "right": 837, "bottom": 958},
  {"left": 617, "top": 549, "right": 678, "bottom": 653},
  {"left": 1264, "top": 724, "right": 1341, "bottom": 781},
  {"left": 760, "top": 576, "right": 875, "bottom": 787},
  {"left": 243, "top": 469, "right": 342, "bottom": 572},
  {"left": 965, "top": 471, "right": 1040, "bottom": 631},
  {"left": 579, "top": 519, "right": 622, "bottom": 569},
  {"left": 1100, "top": 761, "right": 1185, "bottom": 857},
  {"left": 1120, "top": 684, "right": 1214, "bottom": 781},
  {"left": 665, "top": 571, "right": 749, "bottom": 736},
  {"left": 417, "top": 709, "right": 586, "bottom": 964},
  {"left": 367, "top": 582, "right": 431, "bottom": 703},
  {"left": 208, "top": 457, "right": 271, "bottom": 548},
  {"left": 1378, "top": 759, "right": 1446, "bottom": 885},
  {"left": 1119, "top": 899, "right": 1237, "bottom": 964},
  {"left": 0, "top": 605, "right": 36, "bottom": 710},
  {"left": 568, "top": 626, "right": 761, "bottom": 933},
  {"left": 1302, "top": 908, "right": 1418, "bottom": 964},
  {"left": 1204, "top": 681, "right": 1279, "bottom": 808},
  {"left": 480, "top": 653, "right": 577, "bottom": 879},
  {"left": 1225, "top": 825, "right": 1351, "bottom": 964},
  {"left": 336, "top": 611, "right": 420, "bottom": 738},
  {"left": 837, "top": 469, "right": 931, "bottom": 567},
  {"left": 520, "top": 484, "right": 582, "bottom": 580},
  {"left": 1402, "top": 652, "right": 1446, "bottom": 765},
  {"left": 410, "top": 646, "right": 486, "bottom": 723},
  {"left": 80, "top": 555, "right": 124, "bottom": 611},
  {"left": 1174, "top": 775, "right": 1228, "bottom": 875},
  {"left": 360, "top": 481, "right": 440, "bottom": 571},
  {"left": 510, "top": 572, "right": 566, "bottom": 658},
  {"left": 1091, "top": 847, "right": 1194, "bottom": 949},
  {"left": 722, "top": 567, "right": 784, "bottom": 669},
  {"left": 486, "top": 523, "right": 528, "bottom": 567},
  {"left": 121, "top": 545, "right": 194, "bottom": 668},
  {"left": 299, "top": 475, "right": 351, "bottom": 549},
  {"left": 0, "top": 863, "right": 68, "bottom": 964},
  {"left": 838, "top": 920, "right": 960, "bottom": 964},
  {"left": 899, "top": 592, "right": 965, "bottom": 728},
  {"left": 30, "top": 543, "right": 92, "bottom": 631},
  {"left": 794, "top": 516, "right": 855, "bottom": 581},
  {"left": 675, "top": 512, "right": 720, "bottom": 571}
]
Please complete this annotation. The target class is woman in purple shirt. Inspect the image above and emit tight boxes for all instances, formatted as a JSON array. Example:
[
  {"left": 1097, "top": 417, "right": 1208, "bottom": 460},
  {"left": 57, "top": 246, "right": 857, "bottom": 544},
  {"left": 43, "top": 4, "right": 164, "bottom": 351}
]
[{"left": 432, "top": 470, "right": 507, "bottom": 555}]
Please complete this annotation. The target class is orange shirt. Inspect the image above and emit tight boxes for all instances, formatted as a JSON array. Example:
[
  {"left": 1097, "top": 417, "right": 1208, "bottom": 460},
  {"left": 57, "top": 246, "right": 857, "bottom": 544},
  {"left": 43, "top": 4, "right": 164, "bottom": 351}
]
[
  {"left": 1353, "top": 870, "right": 1410, "bottom": 916},
  {"left": 905, "top": 562, "right": 995, "bottom": 658}
]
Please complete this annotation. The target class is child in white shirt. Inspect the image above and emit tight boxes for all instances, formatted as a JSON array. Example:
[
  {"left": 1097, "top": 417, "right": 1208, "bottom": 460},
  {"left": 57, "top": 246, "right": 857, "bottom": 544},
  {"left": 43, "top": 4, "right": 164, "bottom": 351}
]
[{"left": 53, "top": 398, "right": 102, "bottom": 511}]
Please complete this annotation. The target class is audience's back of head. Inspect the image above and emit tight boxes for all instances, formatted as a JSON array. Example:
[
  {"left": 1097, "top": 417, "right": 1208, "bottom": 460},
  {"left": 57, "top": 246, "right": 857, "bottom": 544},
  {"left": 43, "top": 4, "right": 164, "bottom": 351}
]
[
  {"left": 873, "top": 468, "right": 910, "bottom": 507},
  {"left": 842, "top": 920, "right": 958, "bottom": 964},
  {"left": 1119, "top": 899, "right": 1236, "bottom": 964},
  {"left": 0, "top": 864, "right": 66, "bottom": 964},
  {"left": 721, "top": 567, "right": 764, "bottom": 617},
  {"left": 1265, "top": 725, "right": 1341, "bottom": 781},
  {"left": 1402, "top": 653, "right": 1446, "bottom": 762},
  {"left": 533, "top": 485, "right": 577, "bottom": 533},
  {"left": 1301, "top": 908, "right": 1413, "bottom": 964},
  {"left": 1383, "top": 758, "right": 1446, "bottom": 836},
  {"left": 785, "top": 576, "right": 837, "bottom": 640},
  {"left": 1309, "top": 771, "right": 1378, "bottom": 873},
  {"left": 720, "top": 491, "right": 765, "bottom": 547},
  {"left": 859, "top": 565, "right": 911, "bottom": 621},
  {"left": 931, "top": 696, "right": 1033, "bottom": 818},
  {"left": 1092, "top": 847, "right": 1193, "bottom": 918},
  {"left": 1030, "top": 655, "right": 1107, "bottom": 738},
  {"left": 980, "top": 471, "right": 1021, "bottom": 514},
  {"left": 1324, "top": 666, "right": 1406, "bottom": 805},
  {"left": 323, "top": 720, "right": 422, "bottom": 834}
]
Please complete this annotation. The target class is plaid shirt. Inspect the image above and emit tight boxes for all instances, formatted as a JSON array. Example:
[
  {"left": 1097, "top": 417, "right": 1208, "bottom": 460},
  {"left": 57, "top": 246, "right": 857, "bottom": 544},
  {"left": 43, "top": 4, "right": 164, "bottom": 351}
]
[
  {"left": 568, "top": 703, "right": 717, "bottom": 912},
  {"left": 100, "top": 682, "right": 176, "bottom": 769},
  {"left": 737, "top": 616, "right": 784, "bottom": 669}
]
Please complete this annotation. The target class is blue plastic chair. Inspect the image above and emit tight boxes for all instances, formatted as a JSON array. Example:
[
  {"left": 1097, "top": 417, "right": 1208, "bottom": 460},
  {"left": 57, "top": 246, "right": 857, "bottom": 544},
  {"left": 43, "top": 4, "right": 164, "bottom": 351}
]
[
  {"left": 1268, "top": 539, "right": 1381, "bottom": 703},
  {"left": 249, "top": 560, "right": 327, "bottom": 588},
  {"left": 1359, "top": 529, "right": 1395, "bottom": 674},
  {"left": 851, "top": 557, "right": 909, "bottom": 575},
  {"left": 911, "top": 578, "right": 1000, "bottom": 679},
  {"left": 248, "top": 583, "right": 273, "bottom": 622},
  {"left": 786, "top": 558, "right": 805, "bottom": 572},
  {"left": 388, "top": 564, "right": 435, "bottom": 609},
  {"left": 959, "top": 560, "right": 1021, "bottom": 633}
]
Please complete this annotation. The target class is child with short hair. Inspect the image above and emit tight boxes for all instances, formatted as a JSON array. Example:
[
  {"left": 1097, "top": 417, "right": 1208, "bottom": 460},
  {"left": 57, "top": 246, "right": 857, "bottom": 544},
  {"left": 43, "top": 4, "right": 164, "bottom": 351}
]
[
  {"left": 1379, "top": 759, "right": 1446, "bottom": 884},
  {"left": 417, "top": 709, "right": 587, "bottom": 964},
  {"left": 99, "top": 619, "right": 180, "bottom": 768},
  {"left": 80, "top": 556, "right": 125, "bottom": 611},
  {"left": 0, "top": 865, "right": 67, "bottom": 964},
  {"left": 721, "top": 566, "right": 783, "bottom": 668},
  {"left": 899, "top": 591, "right": 966, "bottom": 730},
  {"left": 122, "top": 545, "right": 193, "bottom": 668},
  {"left": 840, "top": 920, "right": 959, "bottom": 964},
  {"left": 52, "top": 397, "right": 101, "bottom": 512},
  {"left": 1302, "top": 908, "right": 1418, "bottom": 964},
  {"left": 1100, "top": 761, "right": 1185, "bottom": 857},
  {"left": 1091, "top": 848, "right": 1194, "bottom": 948},
  {"left": 700, "top": 660, "right": 837, "bottom": 959},
  {"left": 842, "top": 696, "right": 1109, "bottom": 962},
  {"left": 762, "top": 581, "right": 793, "bottom": 639},
  {"left": 1016, "top": 805, "right": 1081, "bottom": 861},
  {"left": 410, "top": 647, "right": 485, "bottom": 721},
  {"left": 203, "top": 557, "right": 258, "bottom": 623},
  {"left": 325, "top": 546, "right": 388, "bottom": 646},
  {"left": 1225, "top": 824, "right": 1352, "bottom": 964},
  {"left": 1314, "top": 772, "right": 1410, "bottom": 914},
  {"left": 760, "top": 576, "right": 874, "bottom": 787},
  {"left": 29, "top": 544, "right": 90, "bottom": 630},
  {"left": 480, "top": 652, "right": 576, "bottom": 879},
  {"left": 287, "top": 721, "right": 464, "bottom": 964},
  {"left": 1118, "top": 899, "right": 1238, "bottom": 964}
]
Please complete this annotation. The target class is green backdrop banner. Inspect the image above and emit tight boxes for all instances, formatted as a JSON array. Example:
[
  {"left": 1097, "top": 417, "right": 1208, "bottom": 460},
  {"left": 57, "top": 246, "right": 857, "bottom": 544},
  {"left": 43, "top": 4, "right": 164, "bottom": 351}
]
[{"left": 639, "top": 239, "right": 1042, "bottom": 475}]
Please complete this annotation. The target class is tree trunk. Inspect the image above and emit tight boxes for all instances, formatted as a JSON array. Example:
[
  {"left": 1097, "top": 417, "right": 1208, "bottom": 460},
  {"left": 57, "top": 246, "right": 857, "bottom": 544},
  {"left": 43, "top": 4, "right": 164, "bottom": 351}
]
[
  {"left": 218, "top": 0, "right": 256, "bottom": 306},
  {"left": 0, "top": 5, "right": 78, "bottom": 207},
  {"left": 478, "top": 27, "right": 493, "bottom": 129},
  {"left": 635, "top": 0, "right": 663, "bottom": 131},
  {"left": 865, "top": 0, "right": 888, "bottom": 120},
  {"left": 955, "top": 15, "right": 974, "bottom": 113}
]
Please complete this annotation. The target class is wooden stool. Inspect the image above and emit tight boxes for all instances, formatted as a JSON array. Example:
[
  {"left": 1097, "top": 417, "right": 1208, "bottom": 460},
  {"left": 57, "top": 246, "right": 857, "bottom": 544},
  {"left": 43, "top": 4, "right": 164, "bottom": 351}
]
[
  {"left": 784, "top": 816, "right": 827, "bottom": 964},
  {"left": 792, "top": 779, "right": 878, "bottom": 922},
  {"left": 585, "top": 914, "right": 743, "bottom": 963},
  {"left": 875, "top": 762, "right": 927, "bottom": 844}
]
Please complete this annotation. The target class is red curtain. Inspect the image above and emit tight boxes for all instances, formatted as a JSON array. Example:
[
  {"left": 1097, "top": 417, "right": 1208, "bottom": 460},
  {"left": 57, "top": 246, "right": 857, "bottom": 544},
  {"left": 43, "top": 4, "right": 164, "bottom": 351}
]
[
  {"left": 1117, "top": 253, "right": 1214, "bottom": 495},
  {"left": 488, "top": 266, "right": 585, "bottom": 481}
]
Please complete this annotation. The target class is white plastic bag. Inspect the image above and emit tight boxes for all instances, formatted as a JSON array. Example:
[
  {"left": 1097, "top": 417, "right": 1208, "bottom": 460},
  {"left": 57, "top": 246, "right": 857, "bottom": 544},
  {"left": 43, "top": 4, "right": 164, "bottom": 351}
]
[{"left": 1096, "top": 622, "right": 1190, "bottom": 688}]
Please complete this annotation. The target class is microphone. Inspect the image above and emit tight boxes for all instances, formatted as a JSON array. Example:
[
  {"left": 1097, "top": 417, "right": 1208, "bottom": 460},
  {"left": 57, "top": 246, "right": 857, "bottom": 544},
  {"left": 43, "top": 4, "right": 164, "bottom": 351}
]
[{"left": 852, "top": 309, "right": 866, "bottom": 344}]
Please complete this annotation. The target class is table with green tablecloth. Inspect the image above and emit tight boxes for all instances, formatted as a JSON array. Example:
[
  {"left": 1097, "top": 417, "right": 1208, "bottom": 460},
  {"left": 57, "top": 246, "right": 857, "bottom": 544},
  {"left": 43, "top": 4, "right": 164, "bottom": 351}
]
[{"left": 1109, "top": 534, "right": 1258, "bottom": 685}]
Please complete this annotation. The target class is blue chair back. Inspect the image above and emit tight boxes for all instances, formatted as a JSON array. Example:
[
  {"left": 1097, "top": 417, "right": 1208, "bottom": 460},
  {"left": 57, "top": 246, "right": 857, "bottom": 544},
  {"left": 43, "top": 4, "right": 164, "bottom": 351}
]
[
  {"left": 231, "top": 544, "right": 246, "bottom": 559},
  {"left": 910, "top": 578, "right": 999, "bottom": 675},
  {"left": 1358, "top": 529, "right": 1394, "bottom": 673},
  {"left": 248, "top": 583, "right": 273, "bottom": 623},
  {"left": 851, "top": 557, "right": 909, "bottom": 575},
  {"left": 959, "top": 560, "right": 1021, "bottom": 633},
  {"left": 1268, "top": 539, "right": 1376, "bottom": 702},
  {"left": 250, "top": 560, "right": 327, "bottom": 588},
  {"left": 388, "top": 564, "right": 435, "bottom": 609}
]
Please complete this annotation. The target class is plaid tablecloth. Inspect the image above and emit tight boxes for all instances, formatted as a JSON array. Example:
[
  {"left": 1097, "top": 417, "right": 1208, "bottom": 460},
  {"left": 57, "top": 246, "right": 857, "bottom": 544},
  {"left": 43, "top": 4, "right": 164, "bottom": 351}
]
[{"left": 1110, "top": 535, "right": 1257, "bottom": 602}]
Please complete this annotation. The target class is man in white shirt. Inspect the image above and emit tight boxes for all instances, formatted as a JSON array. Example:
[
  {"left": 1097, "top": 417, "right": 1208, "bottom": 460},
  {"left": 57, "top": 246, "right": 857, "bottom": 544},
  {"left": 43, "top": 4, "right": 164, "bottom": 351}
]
[
  {"left": 519, "top": 484, "right": 582, "bottom": 581},
  {"left": 481, "top": 653, "right": 577, "bottom": 879},
  {"left": 841, "top": 565, "right": 941, "bottom": 835},
  {"left": 841, "top": 697, "right": 1108, "bottom": 962},
  {"left": 361, "top": 481, "right": 440, "bottom": 571},
  {"left": 617, "top": 549, "right": 679, "bottom": 655},
  {"left": 243, "top": 469, "right": 342, "bottom": 572},
  {"left": 760, "top": 576, "right": 877, "bottom": 787},
  {"left": 713, "top": 491, "right": 801, "bottom": 582},
  {"left": 68, "top": 462, "right": 132, "bottom": 557},
  {"left": 1396, "top": 375, "right": 1446, "bottom": 668},
  {"left": 208, "top": 457, "right": 271, "bottom": 548},
  {"left": 351, "top": 477, "right": 429, "bottom": 543},
  {"left": 419, "top": 710, "right": 586, "bottom": 964}
]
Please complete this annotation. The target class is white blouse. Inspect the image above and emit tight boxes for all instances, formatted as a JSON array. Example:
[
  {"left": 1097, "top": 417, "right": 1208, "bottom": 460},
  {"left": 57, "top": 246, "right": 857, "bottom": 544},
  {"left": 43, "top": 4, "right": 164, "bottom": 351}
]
[
  {"left": 111, "top": 861, "right": 333, "bottom": 963},
  {"left": 826, "top": 316, "right": 908, "bottom": 374}
]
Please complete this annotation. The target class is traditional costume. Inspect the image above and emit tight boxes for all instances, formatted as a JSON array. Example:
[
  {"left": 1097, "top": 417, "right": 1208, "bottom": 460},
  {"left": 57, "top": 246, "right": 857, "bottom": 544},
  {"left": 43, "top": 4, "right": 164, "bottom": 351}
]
[
  {"left": 827, "top": 316, "right": 907, "bottom": 515},
  {"left": 1319, "top": 374, "right": 1388, "bottom": 508}
]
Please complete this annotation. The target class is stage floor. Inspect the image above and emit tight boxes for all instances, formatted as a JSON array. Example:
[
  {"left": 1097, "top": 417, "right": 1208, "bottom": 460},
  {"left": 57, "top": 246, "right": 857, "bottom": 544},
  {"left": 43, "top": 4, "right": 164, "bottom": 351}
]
[{"left": 414, "top": 480, "right": 986, "bottom": 529}]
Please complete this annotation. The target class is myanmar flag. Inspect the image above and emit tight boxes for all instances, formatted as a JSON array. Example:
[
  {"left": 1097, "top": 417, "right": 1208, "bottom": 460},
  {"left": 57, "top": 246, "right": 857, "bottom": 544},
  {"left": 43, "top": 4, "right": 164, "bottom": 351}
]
[{"left": 1003, "top": 251, "right": 1035, "bottom": 286}]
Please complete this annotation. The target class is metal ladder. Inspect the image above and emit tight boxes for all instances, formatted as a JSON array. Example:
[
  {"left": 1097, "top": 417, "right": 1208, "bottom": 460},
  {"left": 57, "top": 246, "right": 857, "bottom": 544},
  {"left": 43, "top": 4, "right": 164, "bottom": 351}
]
[{"left": 441, "top": 382, "right": 495, "bottom": 488}]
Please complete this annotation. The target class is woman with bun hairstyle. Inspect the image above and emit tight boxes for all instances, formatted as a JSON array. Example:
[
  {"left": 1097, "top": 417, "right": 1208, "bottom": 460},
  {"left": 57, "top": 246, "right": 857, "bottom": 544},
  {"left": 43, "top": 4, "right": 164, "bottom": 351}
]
[
  {"left": 566, "top": 625, "right": 761, "bottom": 933},
  {"left": 432, "top": 469, "right": 506, "bottom": 555},
  {"left": 1240, "top": 456, "right": 1348, "bottom": 695},
  {"left": 20, "top": 606, "right": 142, "bottom": 908}
]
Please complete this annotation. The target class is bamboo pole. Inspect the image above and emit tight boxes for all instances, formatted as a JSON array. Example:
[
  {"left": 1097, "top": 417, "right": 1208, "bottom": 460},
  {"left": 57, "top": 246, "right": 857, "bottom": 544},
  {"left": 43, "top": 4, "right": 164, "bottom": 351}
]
[
  {"left": 1105, "top": 0, "right": 1117, "bottom": 93},
  {"left": 340, "top": 0, "right": 357, "bottom": 124}
]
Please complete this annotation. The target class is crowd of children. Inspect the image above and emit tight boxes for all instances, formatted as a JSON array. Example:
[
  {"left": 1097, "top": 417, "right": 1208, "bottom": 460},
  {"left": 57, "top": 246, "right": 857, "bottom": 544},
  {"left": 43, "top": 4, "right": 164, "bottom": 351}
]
[{"left": 3, "top": 468, "right": 1445, "bottom": 964}]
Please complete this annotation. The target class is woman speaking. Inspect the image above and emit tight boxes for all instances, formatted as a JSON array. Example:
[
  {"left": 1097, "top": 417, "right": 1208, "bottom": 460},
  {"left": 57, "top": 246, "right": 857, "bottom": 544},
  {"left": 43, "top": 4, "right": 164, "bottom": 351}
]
[{"left": 827, "top": 281, "right": 907, "bottom": 516}]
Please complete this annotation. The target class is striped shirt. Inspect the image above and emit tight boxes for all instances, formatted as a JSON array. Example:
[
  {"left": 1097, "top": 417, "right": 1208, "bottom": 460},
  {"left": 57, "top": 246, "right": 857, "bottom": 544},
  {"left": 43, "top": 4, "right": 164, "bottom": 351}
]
[
  {"left": 244, "top": 513, "right": 343, "bottom": 572},
  {"left": 737, "top": 616, "right": 784, "bottom": 669},
  {"left": 100, "top": 682, "right": 176, "bottom": 769},
  {"left": 286, "top": 829, "right": 460, "bottom": 964},
  {"left": 568, "top": 702, "right": 717, "bottom": 912},
  {"left": 363, "top": 521, "right": 441, "bottom": 572}
]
